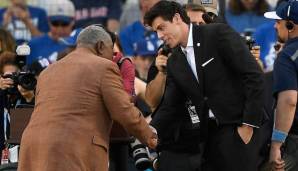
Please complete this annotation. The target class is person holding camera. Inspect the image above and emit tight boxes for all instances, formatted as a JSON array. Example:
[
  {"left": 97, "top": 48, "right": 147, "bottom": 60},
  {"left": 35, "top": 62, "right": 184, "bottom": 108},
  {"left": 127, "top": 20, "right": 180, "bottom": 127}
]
[
  {"left": 144, "top": 1, "right": 265, "bottom": 171},
  {"left": 0, "top": 51, "right": 35, "bottom": 159}
]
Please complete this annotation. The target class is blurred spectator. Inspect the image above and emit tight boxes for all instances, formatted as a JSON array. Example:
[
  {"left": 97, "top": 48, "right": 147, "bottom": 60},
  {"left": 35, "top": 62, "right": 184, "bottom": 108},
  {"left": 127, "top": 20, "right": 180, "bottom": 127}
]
[
  {"left": 0, "top": 0, "right": 49, "bottom": 44},
  {"left": 26, "top": 0, "right": 75, "bottom": 65},
  {"left": 252, "top": 0, "right": 287, "bottom": 72},
  {"left": 119, "top": 0, "right": 162, "bottom": 57},
  {"left": 184, "top": 3, "right": 206, "bottom": 24},
  {"left": 120, "top": 0, "right": 141, "bottom": 29},
  {"left": 133, "top": 39, "right": 156, "bottom": 82},
  {"left": 0, "top": 28, "right": 16, "bottom": 54},
  {"left": 70, "top": 0, "right": 122, "bottom": 32},
  {"left": 225, "top": 0, "right": 271, "bottom": 34}
]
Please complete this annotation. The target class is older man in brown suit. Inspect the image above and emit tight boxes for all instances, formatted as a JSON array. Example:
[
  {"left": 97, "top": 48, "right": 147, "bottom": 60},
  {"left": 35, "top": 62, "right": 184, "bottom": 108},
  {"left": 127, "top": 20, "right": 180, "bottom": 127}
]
[{"left": 17, "top": 25, "right": 157, "bottom": 171}]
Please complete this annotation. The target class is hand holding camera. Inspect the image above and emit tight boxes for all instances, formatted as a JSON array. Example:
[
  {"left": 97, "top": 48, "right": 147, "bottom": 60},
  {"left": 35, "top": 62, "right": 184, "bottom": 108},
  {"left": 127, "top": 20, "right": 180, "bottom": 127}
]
[{"left": 0, "top": 73, "right": 14, "bottom": 90}]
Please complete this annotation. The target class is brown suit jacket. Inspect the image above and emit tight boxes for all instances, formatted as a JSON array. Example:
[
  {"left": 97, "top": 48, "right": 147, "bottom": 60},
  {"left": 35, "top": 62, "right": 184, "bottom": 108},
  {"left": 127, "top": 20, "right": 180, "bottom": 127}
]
[{"left": 18, "top": 48, "right": 154, "bottom": 171}]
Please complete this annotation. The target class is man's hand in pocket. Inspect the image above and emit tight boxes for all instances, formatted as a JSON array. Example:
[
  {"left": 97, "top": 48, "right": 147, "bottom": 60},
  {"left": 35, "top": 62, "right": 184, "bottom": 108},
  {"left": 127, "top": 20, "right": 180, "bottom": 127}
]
[{"left": 237, "top": 125, "right": 254, "bottom": 144}]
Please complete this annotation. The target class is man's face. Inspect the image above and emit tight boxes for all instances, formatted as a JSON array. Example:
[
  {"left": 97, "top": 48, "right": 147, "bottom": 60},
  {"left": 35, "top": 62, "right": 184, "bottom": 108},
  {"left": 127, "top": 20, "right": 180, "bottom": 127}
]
[
  {"left": 49, "top": 20, "right": 74, "bottom": 41},
  {"left": 98, "top": 39, "right": 114, "bottom": 61},
  {"left": 186, "top": 10, "right": 205, "bottom": 25},
  {"left": 274, "top": 20, "right": 289, "bottom": 43},
  {"left": 152, "top": 16, "right": 182, "bottom": 48}
]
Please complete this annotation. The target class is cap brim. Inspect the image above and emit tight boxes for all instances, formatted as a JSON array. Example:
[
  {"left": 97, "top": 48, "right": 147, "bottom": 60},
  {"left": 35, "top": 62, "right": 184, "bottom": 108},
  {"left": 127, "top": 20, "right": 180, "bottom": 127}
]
[
  {"left": 204, "top": 7, "right": 218, "bottom": 16},
  {"left": 49, "top": 16, "right": 73, "bottom": 23},
  {"left": 264, "top": 11, "right": 282, "bottom": 20}
]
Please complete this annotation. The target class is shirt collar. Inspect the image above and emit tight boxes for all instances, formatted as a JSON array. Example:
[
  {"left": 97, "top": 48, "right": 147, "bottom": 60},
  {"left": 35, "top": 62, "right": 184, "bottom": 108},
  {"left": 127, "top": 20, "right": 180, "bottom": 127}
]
[{"left": 181, "top": 24, "right": 193, "bottom": 52}]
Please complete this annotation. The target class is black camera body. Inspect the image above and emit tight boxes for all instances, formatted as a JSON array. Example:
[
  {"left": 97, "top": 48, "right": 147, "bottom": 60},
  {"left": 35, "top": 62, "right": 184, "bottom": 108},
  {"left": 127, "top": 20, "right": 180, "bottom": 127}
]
[{"left": 2, "top": 72, "right": 37, "bottom": 92}]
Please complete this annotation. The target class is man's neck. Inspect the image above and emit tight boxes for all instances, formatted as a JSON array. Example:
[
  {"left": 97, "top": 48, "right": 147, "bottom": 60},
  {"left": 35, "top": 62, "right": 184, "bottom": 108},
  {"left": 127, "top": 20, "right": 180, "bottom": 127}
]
[
  {"left": 181, "top": 24, "right": 190, "bottom": 48},
  {"left": 76, "top": 45, "right": 97, "bottom": 55}
]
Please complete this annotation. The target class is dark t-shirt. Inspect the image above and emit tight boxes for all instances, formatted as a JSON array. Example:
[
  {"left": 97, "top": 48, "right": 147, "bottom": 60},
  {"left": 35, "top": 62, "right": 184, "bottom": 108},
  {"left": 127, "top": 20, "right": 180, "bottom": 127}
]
[
  {"left": 70, "top": 0, "right": 122, "bottom": 28},
  {"left": 273, "top": 37, "right": 298, "bottom": 134}
]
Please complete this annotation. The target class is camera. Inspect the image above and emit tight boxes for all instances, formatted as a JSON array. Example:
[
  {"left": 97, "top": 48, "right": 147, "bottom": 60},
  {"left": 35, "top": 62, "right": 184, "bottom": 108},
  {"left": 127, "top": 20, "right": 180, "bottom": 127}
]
[
  {"left": 130, "top": 139, "right": 152, "bottom": 170},
  {"left": 2, "top": 72, "right": 37, "bottom": 93}
]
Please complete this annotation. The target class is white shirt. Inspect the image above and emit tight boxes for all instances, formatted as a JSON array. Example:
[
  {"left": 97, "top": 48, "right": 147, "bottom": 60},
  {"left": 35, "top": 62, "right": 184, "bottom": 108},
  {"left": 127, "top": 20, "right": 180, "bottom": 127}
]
[{"left": 180, "top": 24, "right": 199, "bottom": 82}]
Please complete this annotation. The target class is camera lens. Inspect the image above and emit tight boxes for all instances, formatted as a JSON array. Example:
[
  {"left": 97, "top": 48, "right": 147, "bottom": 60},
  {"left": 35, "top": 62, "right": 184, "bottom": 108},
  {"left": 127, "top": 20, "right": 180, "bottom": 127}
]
[{"left": 130, "top": 139, "right": 152, "bottom": 170}]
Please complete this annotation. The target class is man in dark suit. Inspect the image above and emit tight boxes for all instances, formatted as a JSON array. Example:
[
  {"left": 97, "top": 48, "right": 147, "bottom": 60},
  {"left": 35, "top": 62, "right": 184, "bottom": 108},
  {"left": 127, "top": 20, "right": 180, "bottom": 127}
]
[{"left": 144, "top": 1, "right": 265, "bottom": 171}]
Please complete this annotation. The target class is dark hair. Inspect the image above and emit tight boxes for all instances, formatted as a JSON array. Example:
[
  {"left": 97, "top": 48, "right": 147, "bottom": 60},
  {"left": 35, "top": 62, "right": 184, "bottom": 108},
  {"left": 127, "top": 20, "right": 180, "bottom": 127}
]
[
  {"left": 229, "top": 0, "right": 270, "bottom": 15},
  {"left": 0, "top": 28, "right": 16, "bottom": 54},
  {"left": 0, "top": 51, "right": 17, "bottom": 74},
  {"left": 144, "top": 1, "right": 190, "bottom": 27},
  {"left": 183, "top": 3, "right": 206, "bottom": 13}
]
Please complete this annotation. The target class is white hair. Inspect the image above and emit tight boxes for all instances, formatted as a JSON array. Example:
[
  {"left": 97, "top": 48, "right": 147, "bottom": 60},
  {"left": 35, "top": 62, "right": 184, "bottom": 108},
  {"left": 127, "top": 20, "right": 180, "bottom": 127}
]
[{"left": 77, "top": 25, "right": 112, "bottom": 46}]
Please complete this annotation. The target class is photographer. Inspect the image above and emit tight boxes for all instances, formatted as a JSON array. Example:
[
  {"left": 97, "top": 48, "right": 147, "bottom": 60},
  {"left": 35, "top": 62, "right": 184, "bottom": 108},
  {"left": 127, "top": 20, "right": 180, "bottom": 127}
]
[
  {"left": 0, "top": 51, "right": 35, "bottom": 107},
  {"left": 0, "top": 51, "right": 35, "bottom": 159}
]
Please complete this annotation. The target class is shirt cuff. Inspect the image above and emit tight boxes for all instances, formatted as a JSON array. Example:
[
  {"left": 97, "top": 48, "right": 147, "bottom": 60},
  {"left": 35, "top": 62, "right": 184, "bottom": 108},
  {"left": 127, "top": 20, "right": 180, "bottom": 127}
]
[{"left": 242, "top": 122, "right": 260, "bottom": 129}]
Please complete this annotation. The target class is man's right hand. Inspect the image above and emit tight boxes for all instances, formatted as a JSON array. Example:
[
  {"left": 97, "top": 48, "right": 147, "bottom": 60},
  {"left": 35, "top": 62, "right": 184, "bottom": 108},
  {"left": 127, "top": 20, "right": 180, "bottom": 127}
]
[
  {"left": 155, "top": 53, "right": 168, "bottom": 73},
  {"left": 147, "top": 125, "right": 158, "bottom": 149}
]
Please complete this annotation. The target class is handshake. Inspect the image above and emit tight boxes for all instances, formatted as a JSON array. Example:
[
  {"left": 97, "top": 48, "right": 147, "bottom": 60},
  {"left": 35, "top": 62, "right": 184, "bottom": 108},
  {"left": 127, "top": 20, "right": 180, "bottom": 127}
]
[{"left": 148, "top": 125, "right": 158, "bottom": 149}]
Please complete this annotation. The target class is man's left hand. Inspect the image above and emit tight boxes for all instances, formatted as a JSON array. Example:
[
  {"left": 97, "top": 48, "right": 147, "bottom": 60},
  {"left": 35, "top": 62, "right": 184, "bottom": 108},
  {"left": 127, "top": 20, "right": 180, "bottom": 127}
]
[{"left": 237, "top": 124, "right": 254, "bottom": 144}]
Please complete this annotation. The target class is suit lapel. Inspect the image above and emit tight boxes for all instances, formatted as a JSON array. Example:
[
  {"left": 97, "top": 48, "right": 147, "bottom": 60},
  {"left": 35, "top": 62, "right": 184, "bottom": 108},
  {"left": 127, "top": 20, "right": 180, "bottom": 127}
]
[
  {"left": 173, "top": 48, "right": 200, "bottom": 91},
  {"left": 192, "top": 24, "right": 205, "bottom": 88}
]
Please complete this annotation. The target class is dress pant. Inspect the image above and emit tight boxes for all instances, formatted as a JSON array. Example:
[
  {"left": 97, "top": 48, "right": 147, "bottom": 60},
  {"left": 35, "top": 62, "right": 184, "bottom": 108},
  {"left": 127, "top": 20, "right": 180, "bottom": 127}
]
[
  {"left": 157, "top": 150, "right": 203, "bottom": 171},
  {"left": 203, "top": 120, "right": 260, "bottom": 171}
]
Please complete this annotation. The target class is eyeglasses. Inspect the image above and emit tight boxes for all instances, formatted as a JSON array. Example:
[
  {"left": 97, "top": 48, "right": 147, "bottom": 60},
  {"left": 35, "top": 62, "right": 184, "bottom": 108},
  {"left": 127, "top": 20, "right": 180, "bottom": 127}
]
[{"left": 51, "top": 21, "right": 71, "bottom": 27}]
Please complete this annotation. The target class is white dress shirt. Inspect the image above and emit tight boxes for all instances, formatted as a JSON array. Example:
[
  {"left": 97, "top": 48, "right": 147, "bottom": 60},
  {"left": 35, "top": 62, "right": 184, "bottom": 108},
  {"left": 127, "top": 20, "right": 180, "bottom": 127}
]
[{"left": 180, "top": 24, "right": 198, "bottom": 82}]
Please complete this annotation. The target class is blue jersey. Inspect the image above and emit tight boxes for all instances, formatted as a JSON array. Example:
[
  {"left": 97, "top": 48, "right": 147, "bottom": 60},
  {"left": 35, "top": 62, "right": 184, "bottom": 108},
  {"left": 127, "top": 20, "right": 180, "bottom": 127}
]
[
  {"left": 225, "top": 9, "right": 271, "bottom": 34},
  {"left": 273, "top": 37, "right": 298, "bottom": 134},
  {"left": 27, "top": 34, "right": 67, "bottom": 65},
  {"left": 0, "top": 5, "right": 49, "bottom": 44},
  {"left": 253, "top": 21, "right": 277, "bottom": 71},
  {"left": 119, "top": 21, "right": 162, "bottom": 57},
  {"left": 70, "top": 0, "right": 122, "bottom": 28}
]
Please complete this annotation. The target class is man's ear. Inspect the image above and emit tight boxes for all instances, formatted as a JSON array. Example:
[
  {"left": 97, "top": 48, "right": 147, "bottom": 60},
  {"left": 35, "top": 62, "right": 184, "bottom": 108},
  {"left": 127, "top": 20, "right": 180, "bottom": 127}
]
[
  {"left": 95, "top": 41, "right": 104, "bottom": 55},
  {"left": 173, "top": 13, "right": 181, "bottom": 23}
]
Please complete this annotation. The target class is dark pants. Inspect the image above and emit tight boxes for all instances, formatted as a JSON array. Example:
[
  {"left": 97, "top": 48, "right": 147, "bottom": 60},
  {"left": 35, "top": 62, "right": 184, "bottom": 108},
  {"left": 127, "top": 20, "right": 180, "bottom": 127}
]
[
  {"left": 157, "top": 150, "right": 203, "bottom": 171},
  {"left": 109, "top": 144, "right": 129, "bottom": 171},
  {"left": 203, "top": 120, "right": 260, "bottom": 171}
]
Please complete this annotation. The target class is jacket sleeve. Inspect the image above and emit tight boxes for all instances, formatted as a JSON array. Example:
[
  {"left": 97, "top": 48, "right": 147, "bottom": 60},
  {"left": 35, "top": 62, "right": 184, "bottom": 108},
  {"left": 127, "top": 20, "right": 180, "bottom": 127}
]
[
  {"left": 217, "top": 23, "right": 265, "bottom": 127},
  {"left": 101, "top": 63, "right": 154, "bottom": 145}
]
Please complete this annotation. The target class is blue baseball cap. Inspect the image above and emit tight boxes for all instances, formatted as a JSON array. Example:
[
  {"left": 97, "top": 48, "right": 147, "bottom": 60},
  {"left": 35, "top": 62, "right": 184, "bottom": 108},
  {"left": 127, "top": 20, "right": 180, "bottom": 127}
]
[
  {"left": 135, "top": 40, "right": 158, "bottom": 57},
  {"left": 59, "top": 28, "right": 82, "bottom": 46},
  {"left": 264, "top": 0, "right": 298, "bottom": 24}
]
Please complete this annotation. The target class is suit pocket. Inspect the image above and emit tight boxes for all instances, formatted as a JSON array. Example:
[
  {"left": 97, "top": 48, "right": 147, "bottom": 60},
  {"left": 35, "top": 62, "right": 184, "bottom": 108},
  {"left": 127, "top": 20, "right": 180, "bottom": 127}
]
[{"left": 92, "top": 135, "right": 108, "bottom": 152}]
